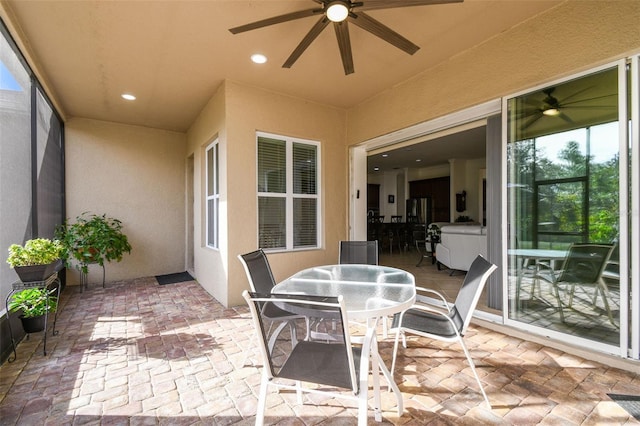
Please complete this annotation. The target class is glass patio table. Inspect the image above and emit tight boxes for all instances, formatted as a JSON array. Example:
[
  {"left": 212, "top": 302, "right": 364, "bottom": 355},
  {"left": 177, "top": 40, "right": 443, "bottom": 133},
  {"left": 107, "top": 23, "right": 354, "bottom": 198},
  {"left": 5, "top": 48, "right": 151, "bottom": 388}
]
[{"left": 272, "top": 264, "right": 416, "bottom": 422}]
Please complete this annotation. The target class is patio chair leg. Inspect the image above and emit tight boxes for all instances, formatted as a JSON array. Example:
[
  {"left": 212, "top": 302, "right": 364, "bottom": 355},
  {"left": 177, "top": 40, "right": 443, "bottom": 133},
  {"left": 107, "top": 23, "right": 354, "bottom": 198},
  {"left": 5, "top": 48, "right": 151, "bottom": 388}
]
[
  {"left": 256, "top": 370, "right": 269, "bottom": 426},
  {"left": 597, "top": 279, "right": 618, "bottom": 328},
  {"left": 458, "top": 337, "right": 491, "bottom": 409},
  {"left": 295, "top": 380, "right": 303, "bottom": 405},
  {"left": 552, "top": 283, "right": 565, "bottom": 322},
  {"left": 358, "top": 333, "right": 373, "bottom": 426}
]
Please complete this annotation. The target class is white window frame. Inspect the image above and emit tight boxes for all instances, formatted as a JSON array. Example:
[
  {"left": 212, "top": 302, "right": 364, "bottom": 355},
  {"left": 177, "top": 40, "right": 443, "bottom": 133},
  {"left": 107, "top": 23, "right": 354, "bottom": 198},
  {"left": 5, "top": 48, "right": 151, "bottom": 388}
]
[
  {"left": 206, "top": 139, "right": 219, "bottom": 249},
  {"left": 257, "top": 131, "right": 322, "bottom": 252}
]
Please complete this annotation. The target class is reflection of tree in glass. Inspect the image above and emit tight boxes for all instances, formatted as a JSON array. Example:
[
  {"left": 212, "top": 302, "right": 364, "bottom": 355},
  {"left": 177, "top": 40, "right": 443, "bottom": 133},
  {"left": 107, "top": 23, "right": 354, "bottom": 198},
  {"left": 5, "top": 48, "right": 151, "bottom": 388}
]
[
  {"left": 509, "top": 125, "right": 619, "bottom": 247},
  {"left": 589, "top": 154, "right": 619, "bottom": 242},
  {"left": 538, "top": 138, "right": 619, "bottom": 243}
]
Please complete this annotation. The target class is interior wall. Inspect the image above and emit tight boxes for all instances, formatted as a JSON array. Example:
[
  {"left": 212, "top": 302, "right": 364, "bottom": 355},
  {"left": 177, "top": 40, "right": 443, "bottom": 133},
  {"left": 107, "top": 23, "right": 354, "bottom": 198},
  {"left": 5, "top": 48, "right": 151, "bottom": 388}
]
[
  {"left": 346, "top": 2, "right": 640, "bottom": 145},
  {"left": 463, "top": 158, "right": 486, "bottom": 222},
  {"left": 65, "top": 118, "right": 187, "bottom": 284},
  {"left": 449, "top": 159, "right": 465, "bottom": 222}
]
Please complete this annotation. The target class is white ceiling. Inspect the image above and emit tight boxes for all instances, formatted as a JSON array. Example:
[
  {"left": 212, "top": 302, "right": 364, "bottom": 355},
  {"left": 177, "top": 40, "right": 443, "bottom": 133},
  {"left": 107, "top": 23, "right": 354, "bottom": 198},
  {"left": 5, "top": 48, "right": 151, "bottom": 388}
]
[
  {"left": 367, "top": 125, "right": 486, "bottom": 173},
  {"left": 3, "top": 0, "right": 562, "bottom": 133}
]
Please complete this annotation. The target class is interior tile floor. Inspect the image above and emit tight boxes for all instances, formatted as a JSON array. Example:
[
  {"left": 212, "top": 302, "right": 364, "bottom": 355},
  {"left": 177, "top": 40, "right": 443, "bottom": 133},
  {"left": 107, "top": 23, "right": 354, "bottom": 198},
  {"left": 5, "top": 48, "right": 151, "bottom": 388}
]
[{"left": 1, "top": 254, "right": 639, "bottom": 425}]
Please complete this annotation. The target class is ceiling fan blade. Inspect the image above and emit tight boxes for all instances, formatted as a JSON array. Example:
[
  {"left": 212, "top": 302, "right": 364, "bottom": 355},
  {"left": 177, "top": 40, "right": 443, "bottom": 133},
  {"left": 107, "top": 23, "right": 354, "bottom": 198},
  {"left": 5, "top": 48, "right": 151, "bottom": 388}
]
[
  {"left": 349, "top": 12, "right": 419, "bottom": 55},
  {"left": 283, "top": 16, "right": 330, "bottom": 69},
  {"left": 359, "top": 0, "right": 463, "bottom": 11},
  {"left": 561, "top": 105, "right": 617, "bottom": 110},
  {"left": 229, "top": 8, "right": 320, "bottom": 34},
  {"left": 554, "top": 85, "right": 595, "bottom": 104},
  {"left": 560, "top": 93, "right": 617, "bottom": 107},
  {"left": 558, "top": 112, "right": 574, "bottom": 125},
  {"left": 334, "top": 21, "right": 354, "bottom": 75},
  {"left": 513, "top": 108, "right": 541, "bottom": 119},
  {"left": 522, "top": 113, "right": 543, "bottom": 130}
]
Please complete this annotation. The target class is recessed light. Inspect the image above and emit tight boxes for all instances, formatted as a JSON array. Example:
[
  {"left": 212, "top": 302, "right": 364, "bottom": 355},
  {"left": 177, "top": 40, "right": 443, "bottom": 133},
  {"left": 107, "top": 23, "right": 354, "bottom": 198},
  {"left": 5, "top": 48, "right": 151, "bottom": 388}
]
[
  {"left": 374, "top": 167, "right": 380, "bottom": 171},
  {"left": 416, "top": 159, "right": 422, "bottom": 162},
  {"left": 382, "top": 154, "right": 388, "bottom": 158},
  {"left": 251, "top": 54, "right": 267, "bottom": 64},
  {"left": 121, "top": 93, "right": 136, "bottom": 101}
]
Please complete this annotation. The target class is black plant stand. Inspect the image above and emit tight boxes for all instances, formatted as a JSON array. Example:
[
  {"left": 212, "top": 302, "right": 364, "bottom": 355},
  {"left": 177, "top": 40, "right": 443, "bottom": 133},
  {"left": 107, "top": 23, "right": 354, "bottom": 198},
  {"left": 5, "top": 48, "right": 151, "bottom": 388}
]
[{"left": 5, "top": 273, "right": 62, "bottom": 362}]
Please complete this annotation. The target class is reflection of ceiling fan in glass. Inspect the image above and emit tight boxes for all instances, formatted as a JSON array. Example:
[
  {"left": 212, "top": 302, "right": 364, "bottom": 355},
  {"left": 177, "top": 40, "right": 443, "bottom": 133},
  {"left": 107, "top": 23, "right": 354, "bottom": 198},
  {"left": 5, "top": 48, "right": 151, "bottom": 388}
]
[
  {"left": 229, "top": 0, "right": 463, "bottom": 75},
  {"left": 520, "top": 86, "right": 617, "bottom": 131}
]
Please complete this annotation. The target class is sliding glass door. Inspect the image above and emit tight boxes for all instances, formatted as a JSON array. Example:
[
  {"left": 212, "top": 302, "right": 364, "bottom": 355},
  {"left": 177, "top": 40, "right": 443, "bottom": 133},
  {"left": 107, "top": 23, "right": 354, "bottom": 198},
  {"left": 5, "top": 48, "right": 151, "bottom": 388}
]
[{"left": 505, "top": 65, "right": 628, "bottom": 354}]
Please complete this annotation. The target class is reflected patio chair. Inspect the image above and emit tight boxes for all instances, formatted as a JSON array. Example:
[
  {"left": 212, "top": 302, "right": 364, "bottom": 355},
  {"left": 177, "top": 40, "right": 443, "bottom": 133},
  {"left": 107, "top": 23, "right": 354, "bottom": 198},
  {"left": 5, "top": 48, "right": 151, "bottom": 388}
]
[
  {"left": 243, "top": 291, "right": 372, "bottom": 426},
  {"left": 390, "top": 255, "right": 497, "bottom": 408},
  {"left": 238, "top": 249, "right": 306, "bottom": 356},
  {"left": 535, "top": 243, "right": 616, "bottom": 327},
  {"left": 339, "top": 240, "right": 378, "bottom": 265}
]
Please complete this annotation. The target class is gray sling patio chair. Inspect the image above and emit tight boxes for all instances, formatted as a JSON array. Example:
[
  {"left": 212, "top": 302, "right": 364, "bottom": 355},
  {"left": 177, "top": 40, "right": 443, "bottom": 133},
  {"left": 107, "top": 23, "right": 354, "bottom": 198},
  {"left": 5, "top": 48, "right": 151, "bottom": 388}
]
[
  {"left": 534, "top": 243, "right": 616, "bottom": 327},
  {"left": 243, "top": 291, "right": 372, "bottom": 426},
  {"left": 338, "top": 240, "right": 378, "bottom": 265},
  {"left": 238, "top": 249, "right": 306, "bottom": 356},
  {"left": 390, "top": 255, "right": 497, "bottom": 408},
  {"left": 339, "top": 240, "right": 392, "bottom": 337}
]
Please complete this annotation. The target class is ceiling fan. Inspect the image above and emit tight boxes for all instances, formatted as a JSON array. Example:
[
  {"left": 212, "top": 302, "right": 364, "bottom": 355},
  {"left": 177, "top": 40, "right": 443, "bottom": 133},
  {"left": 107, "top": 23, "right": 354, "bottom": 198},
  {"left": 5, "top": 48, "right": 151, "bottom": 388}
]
[
  {"left": 229, "top": 0, "right": 463, "bottom": 75},
  {"left": 520, "top": 86, "right": 617, "bottom": 130}
]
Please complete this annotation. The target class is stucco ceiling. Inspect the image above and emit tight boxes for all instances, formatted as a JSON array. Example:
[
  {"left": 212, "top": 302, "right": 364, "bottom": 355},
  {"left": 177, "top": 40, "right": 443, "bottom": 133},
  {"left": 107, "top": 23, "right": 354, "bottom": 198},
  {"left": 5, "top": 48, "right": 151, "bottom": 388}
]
[{"left": 3, "top": 0, "right": 562, "bottom": 134}]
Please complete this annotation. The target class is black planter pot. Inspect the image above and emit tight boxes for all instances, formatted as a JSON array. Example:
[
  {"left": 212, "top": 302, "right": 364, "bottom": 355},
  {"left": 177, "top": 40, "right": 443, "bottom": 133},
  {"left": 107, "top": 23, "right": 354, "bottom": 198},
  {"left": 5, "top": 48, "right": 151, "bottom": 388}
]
[
  {"left": 14, "top": 259, "right": 63, "bottom": 283},
  {"left": 20, "top": 315, "right": 46, "bottom": 333}
]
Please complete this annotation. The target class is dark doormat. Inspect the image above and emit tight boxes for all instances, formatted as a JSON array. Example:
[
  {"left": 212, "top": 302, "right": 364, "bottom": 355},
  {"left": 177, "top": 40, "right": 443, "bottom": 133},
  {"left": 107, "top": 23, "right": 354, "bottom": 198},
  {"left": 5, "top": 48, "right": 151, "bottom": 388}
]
[
  {"left": 155, "top": 271, "right": 194, "bottom": 285},
  {"left": 608, "top": 394, "right": 640, "bottom": 420}
]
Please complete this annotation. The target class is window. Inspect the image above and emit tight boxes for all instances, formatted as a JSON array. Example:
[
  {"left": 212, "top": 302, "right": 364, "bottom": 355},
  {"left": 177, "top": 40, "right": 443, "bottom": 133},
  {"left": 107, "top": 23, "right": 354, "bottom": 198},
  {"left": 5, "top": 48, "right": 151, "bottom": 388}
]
[
  {"left": 206, "top": 140, "right": 219, "bottom": 248},
  {"left": 257, "top": 132, "right": 320, "bottom": 251}
]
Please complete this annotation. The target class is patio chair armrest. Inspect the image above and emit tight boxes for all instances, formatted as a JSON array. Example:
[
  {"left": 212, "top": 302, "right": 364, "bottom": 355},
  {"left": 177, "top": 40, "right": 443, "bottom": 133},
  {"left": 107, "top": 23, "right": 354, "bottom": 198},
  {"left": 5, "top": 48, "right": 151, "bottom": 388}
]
[
  {"left": 415, "top": 286, "right": 451, "bottom": 311},
  {"left": 535, "top": 269, "right": 558, "bottom": 284}
]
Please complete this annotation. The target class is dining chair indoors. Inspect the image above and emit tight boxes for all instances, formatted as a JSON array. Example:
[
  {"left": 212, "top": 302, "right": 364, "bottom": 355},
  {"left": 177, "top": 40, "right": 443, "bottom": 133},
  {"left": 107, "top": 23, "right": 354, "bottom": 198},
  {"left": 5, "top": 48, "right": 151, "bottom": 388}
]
[
  {"left": 243, "top": 291, "right": 373, "bottom": 426},
  {"left": 338, "top": 240, "right": 379, "bottom": 265},
  {"left": 534, "top": 243, "right": 616, "bottom": 327},
  {"left": 238, "top": 249, "right": 306, "bottom": 358},
  {"left": 391, "top": 255, "right": 497, "bottom": 408}
]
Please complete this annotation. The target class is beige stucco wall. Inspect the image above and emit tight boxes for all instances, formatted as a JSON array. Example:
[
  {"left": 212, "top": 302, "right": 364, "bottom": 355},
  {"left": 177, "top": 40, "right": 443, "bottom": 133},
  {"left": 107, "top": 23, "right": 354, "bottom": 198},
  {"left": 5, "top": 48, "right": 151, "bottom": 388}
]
[
  {"left": 187, "top": 80, "right": 348, "bottom": 307},
  {"left": 65, "top": 118, "right": 187, "bottom": 285},
  {"left": 347, "top": 1, "right": 640, "bottom": 145},
  {"left": 185, "top": 83, "right": 227, "bottom": 305}
]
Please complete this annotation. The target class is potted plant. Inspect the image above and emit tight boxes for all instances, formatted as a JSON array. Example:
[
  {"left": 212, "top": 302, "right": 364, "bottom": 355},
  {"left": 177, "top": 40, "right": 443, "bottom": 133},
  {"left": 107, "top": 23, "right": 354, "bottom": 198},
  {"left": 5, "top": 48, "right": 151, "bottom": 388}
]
[
  {"left": 56, "top": 213, "right": 132, "bottom": 274},
  {"left": 8, "top": 287, "right": 58, "bottom": 333},
  {"left": 6, "top": 238, "right": 64, "bottom": 282},
  {"left": 426, "top": 223, "right": 441, "bottom": 243}
]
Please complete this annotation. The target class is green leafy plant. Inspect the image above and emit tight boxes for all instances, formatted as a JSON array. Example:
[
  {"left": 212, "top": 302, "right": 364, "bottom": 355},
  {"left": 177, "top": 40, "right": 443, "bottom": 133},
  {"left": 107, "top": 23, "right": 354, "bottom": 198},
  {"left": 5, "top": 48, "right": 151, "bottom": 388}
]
[
  {"left": 56, "top": 213, "right": 132, "bottom": 274},
  {"left": 8, "top": 288, "right": 58, "bottom": 318},
  {"left": 6, "top": 238, "right": 64, "bottom": 268}
]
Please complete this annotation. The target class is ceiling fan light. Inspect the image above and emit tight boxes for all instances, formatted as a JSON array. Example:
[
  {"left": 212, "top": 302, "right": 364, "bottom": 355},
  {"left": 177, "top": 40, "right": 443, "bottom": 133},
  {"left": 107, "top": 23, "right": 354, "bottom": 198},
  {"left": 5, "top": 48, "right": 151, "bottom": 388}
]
[
  {"left": 543, "top": 107, "right": 560, "bottom": 116},
  {"left": 326, "top": 1, "right": 349, "bottom": 22}
]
